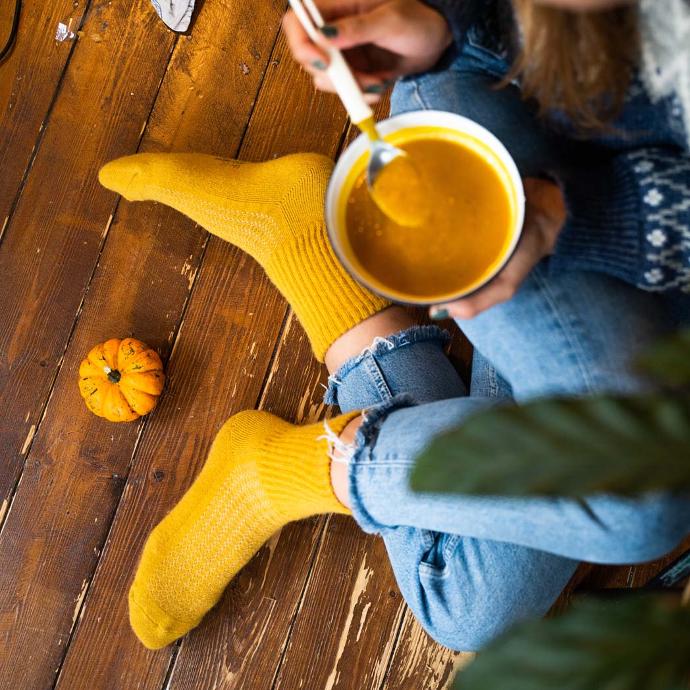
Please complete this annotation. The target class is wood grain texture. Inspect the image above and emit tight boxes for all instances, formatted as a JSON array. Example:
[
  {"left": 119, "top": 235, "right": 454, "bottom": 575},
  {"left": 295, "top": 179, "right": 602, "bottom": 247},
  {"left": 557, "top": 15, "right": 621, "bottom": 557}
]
[
  {"left": 0, "top": 0, "right": 90, "bottom": 243},
  {"left": 0, "top": 0, "right": 175, "bottom": 519},
  {"left": 47, "top": 1, "right": 287, "bottom": 688},
  {"left": 382, "top": 611, "right": 470, "bottom": 690},
  {"left": 273, "top": 516, "right": 405, "bottom": 690},
  {"left": 0, "top": 2, "right": 178, "bottom": 688},
  {"left": 165, "top": 315, "right": 332, "bottom": 690}
]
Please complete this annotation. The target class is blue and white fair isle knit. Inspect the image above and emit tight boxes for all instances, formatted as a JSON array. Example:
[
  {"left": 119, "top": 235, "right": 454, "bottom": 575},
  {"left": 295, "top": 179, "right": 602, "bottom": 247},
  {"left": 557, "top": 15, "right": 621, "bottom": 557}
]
[
  {"left": 427, "top": 0, "right": 690, "bottom": 293},
  {"left": 552, "top": 145, "right": 690, "bottom": 292},
  {"left": 553, "top": 0, "right": 690, "bottom": 293}
]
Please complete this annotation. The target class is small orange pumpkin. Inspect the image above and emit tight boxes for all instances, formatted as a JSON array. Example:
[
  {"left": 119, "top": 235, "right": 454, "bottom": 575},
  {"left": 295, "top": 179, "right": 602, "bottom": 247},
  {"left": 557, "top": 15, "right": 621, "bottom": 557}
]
[{"left": 79, "top": 338, "right": 165, "bottom": 422}]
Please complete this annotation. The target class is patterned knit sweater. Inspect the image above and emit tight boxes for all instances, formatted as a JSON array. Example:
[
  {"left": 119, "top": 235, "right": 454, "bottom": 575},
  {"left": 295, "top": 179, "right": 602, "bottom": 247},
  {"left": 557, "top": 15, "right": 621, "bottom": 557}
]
[{"left": 424, "top": 0, "right": 690, "bottom": 293}]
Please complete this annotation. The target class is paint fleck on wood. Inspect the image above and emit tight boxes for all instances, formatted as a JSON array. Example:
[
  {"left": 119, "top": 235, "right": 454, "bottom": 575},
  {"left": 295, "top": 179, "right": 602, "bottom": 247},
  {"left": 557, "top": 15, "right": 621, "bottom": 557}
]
[
  {"left": 20, "top": 425, "right": 36, "bottom": 456},
  {"left": 72, "top": 579, "right": 89, "bottom": 625}
]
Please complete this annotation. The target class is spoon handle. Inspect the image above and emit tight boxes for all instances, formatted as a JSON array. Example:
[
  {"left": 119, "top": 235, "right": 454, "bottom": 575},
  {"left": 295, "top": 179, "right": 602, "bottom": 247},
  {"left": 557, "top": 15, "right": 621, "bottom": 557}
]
[
  {"left": 325, "top": 49, "right": 374, "bottom": 125},
  {"left": 288, "top": 0, "right": 373, "bottom": 125}
]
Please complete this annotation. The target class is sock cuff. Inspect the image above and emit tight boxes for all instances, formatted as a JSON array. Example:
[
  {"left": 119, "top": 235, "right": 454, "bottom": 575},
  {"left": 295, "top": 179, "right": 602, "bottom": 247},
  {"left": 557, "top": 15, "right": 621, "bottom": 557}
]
[
  {"left": 259, "top": 412, "right": 360, "bottom": 518},
  {"left": 268, "top": 222, "right": 391, "bottom": 361}
]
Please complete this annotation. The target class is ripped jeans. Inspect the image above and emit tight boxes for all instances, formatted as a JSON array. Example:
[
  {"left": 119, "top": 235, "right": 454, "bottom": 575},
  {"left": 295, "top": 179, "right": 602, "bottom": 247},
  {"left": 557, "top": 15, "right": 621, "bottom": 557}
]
[
  {"left": 317, "top": 36, "right": 690, "bottom": 650},
  {"left": 325, "top": 265, "right": 690, "bottom": 651},
  {"left": 318, "top": 36, "right": 690, "bottom": 649}
]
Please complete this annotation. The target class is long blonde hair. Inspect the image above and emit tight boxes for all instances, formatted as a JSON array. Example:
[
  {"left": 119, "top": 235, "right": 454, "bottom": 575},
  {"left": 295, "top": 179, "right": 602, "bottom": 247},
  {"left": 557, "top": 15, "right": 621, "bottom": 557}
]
[{"left": 509, "top": 0, "right": 639, "bottom": 130}]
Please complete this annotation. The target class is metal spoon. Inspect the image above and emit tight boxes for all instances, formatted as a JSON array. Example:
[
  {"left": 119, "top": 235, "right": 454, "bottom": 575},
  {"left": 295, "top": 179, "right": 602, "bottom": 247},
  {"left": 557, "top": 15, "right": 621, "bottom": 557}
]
[
  {"left": 361, "top": 122, "right": 410, "bottom": 190},
  {"left": 357, "top": 116, "right": 428, "bottom": 226}
]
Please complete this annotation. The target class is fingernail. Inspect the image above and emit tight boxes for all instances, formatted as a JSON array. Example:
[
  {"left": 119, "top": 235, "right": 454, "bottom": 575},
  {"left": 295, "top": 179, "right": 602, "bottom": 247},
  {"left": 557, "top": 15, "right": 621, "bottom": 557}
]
[
  {"left": 364, "top": 84, "right": 385, "bottom": 94},
  {"left": 320, "top": 24, "right": 338, "bottom": 37},
  {"left": 430, "top": 308, "right": 449, "bottom": 320},
  {"left": 311, "top": 59, "right": 327, "bottom": 70}
]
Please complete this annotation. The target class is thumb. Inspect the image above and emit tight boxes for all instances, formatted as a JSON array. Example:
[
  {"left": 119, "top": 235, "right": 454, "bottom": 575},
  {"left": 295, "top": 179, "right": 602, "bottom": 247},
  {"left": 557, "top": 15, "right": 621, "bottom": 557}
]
[{"left": 323, "top": 7, "right": 389, "bottom": 50}]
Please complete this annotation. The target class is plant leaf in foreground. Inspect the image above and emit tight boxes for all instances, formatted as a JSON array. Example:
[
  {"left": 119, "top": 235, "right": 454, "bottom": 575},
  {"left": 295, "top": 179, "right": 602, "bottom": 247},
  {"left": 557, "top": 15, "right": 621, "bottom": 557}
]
[
  {"left": 453, "top": 594, "right": 690, "bottom": 690},
  {"left": 411, "top": 395, "right": 690, "bottom": 497}
]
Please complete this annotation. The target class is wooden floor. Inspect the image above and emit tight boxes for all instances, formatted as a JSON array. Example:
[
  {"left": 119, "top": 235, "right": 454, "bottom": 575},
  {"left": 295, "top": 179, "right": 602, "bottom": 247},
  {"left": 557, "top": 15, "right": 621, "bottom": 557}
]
[{"left": 0, "top": 2, "right": 686, "bottom": 689}]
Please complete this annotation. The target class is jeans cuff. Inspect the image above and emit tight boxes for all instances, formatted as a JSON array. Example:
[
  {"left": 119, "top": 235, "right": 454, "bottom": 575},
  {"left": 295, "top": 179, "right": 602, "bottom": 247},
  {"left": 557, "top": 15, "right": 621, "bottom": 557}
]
[
  {"left": 347, "top": 393, "right": 417, "bottom": 534},
  {"left": 324, "top": 325, "right": 450, "bottom": 407}
]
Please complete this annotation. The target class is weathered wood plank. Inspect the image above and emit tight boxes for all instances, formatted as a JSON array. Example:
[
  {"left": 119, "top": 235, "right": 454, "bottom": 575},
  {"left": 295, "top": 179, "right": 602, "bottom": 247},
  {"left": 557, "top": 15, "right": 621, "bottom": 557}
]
[
  {"left": 165, "top": 315, "right": 333, "bottom": 690},
  {"left": 0, "top": 0, "right": 175, "bottom": 518},
  {"left": 55, "top": 28, "right": 350, "bottom": 690},
  {"left": 17, "top": 2, "right": 287, "bottom": 689},
  {"left": 55, "top": 249, "right": 288, "bottom": 689},
  {"left": 0, "top": 0, "right": 90, "bottom": 243},
  {"left": 0, "top": 1, "right": 183, "bottom": 687},
  {"left": 273, "top": 516, "right": 406, "bottom": 690},
  {"left": 382, "top": 610, "right": 469, "bottom": 690}
]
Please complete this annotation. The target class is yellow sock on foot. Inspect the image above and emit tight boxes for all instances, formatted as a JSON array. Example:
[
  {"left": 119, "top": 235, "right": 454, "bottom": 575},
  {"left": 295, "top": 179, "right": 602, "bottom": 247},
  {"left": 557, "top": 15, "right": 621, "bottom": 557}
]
[
  {"left": 99, "top": 153, "right": 389, "bottom": 360},
  {"left": 128, "top": 409, "right": 360, "bottom": 649}
]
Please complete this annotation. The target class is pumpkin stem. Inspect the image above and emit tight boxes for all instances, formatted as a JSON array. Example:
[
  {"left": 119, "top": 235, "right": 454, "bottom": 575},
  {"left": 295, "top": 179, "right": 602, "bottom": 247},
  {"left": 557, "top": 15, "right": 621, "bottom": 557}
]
[{"left": 107, "top": 369, "right": 122, "bottom": 384}]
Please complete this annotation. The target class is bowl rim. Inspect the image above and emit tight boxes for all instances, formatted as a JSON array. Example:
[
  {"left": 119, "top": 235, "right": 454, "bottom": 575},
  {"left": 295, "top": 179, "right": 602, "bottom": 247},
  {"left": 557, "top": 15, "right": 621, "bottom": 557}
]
[{"left": 325, "top": 109, "right": 526, "bottom": 306}]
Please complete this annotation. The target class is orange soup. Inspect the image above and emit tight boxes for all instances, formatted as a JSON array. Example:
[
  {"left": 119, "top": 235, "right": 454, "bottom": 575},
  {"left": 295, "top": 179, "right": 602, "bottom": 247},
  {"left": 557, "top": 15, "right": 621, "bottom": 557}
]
[{"left": 338, "top": 128, "right": 518, "bottom": 302}]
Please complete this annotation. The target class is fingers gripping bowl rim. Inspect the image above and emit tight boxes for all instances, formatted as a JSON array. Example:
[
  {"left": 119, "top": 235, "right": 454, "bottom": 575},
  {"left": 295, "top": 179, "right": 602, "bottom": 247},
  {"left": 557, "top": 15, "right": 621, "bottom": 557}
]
[{"left": 325, "top": 110, "right": 526, "bottom": 306}]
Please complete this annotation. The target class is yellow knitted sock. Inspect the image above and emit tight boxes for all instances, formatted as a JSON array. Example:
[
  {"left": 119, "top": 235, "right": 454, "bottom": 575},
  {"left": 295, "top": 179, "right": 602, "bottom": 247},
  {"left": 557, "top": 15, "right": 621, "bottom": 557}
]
[
  {"left": 128, "top": 409, "right": 360, "bottom": 649},
  {"left": 99, "top": 152, "right": 389, "bottom": 360}
]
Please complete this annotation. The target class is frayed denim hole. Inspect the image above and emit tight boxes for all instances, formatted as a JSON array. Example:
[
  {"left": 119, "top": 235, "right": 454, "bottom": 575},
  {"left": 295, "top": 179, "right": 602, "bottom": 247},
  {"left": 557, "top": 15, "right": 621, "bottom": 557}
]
[
  {"left": 350, "top": 394, "right": 417, "bottom": 468},
  {"left": 322, "top": 326, "right": 450, "bottom": 407},
  {"left": 345, "top": 394, "right": 417, "bottom": 535}
]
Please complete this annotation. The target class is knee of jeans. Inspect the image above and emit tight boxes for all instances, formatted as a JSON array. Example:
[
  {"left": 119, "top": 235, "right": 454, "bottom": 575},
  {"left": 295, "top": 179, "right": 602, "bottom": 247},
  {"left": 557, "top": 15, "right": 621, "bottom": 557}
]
[
  {"left": 404, "top": 563, "right": 536, "bottom": 652},
  {"left": 394, "top": 534, "right": 577, "bottom": 652},
  {"left": 411, "top": 573, "right": 537, "bottom": 652},
  {"left": 584, "top": 495, "right": 690, "bottom": 563}
]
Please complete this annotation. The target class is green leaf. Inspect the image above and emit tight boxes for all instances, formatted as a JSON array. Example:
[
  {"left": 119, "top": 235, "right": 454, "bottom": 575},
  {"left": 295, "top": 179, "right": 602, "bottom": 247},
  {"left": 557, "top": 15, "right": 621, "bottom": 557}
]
[
  {"left": 637, "top": 329, "right": 690, "bottom": 387},
  {"left": 411, "top": 395, "right": 690, "bottom": 497},
  {"left": 452, "top": 594, "right": 690, "bottom": 690}
]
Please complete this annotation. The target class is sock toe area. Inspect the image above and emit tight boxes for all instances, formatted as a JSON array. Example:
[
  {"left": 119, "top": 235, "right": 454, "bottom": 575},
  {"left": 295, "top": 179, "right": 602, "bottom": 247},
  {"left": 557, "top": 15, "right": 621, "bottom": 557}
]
[
  {"left": 128, "top": 579, "right": 201, "bottom": 650},
  {"left": 98, "top": 154, "right": 155, "bottom": 201}
]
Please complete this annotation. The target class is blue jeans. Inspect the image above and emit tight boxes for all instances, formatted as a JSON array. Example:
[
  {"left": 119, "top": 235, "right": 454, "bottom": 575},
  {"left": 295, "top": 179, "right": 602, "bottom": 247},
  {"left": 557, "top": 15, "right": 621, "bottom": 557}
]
[{"left": 322, "top": 43, "right": 690, "bottom": 652}]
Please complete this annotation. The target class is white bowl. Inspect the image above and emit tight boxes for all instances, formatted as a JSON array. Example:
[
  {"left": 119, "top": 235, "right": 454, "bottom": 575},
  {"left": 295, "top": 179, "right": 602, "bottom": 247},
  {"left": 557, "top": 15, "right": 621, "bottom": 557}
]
[{"left": 325, "top": 110, "right": 525, "bottom": 305}]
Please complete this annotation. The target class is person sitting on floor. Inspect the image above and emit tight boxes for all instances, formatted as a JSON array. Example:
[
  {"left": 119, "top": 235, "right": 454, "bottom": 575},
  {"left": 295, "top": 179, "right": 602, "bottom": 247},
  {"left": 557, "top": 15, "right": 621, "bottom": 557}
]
[{"left": 98, "top": 0, "right": 690, "bottom": 651}]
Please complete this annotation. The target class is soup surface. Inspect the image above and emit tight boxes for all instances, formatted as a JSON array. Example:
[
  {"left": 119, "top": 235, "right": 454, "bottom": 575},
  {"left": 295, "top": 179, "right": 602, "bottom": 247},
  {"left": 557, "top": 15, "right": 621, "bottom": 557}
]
[{"left": 341, "top": 131, "right": 516, "bottom": 302}]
